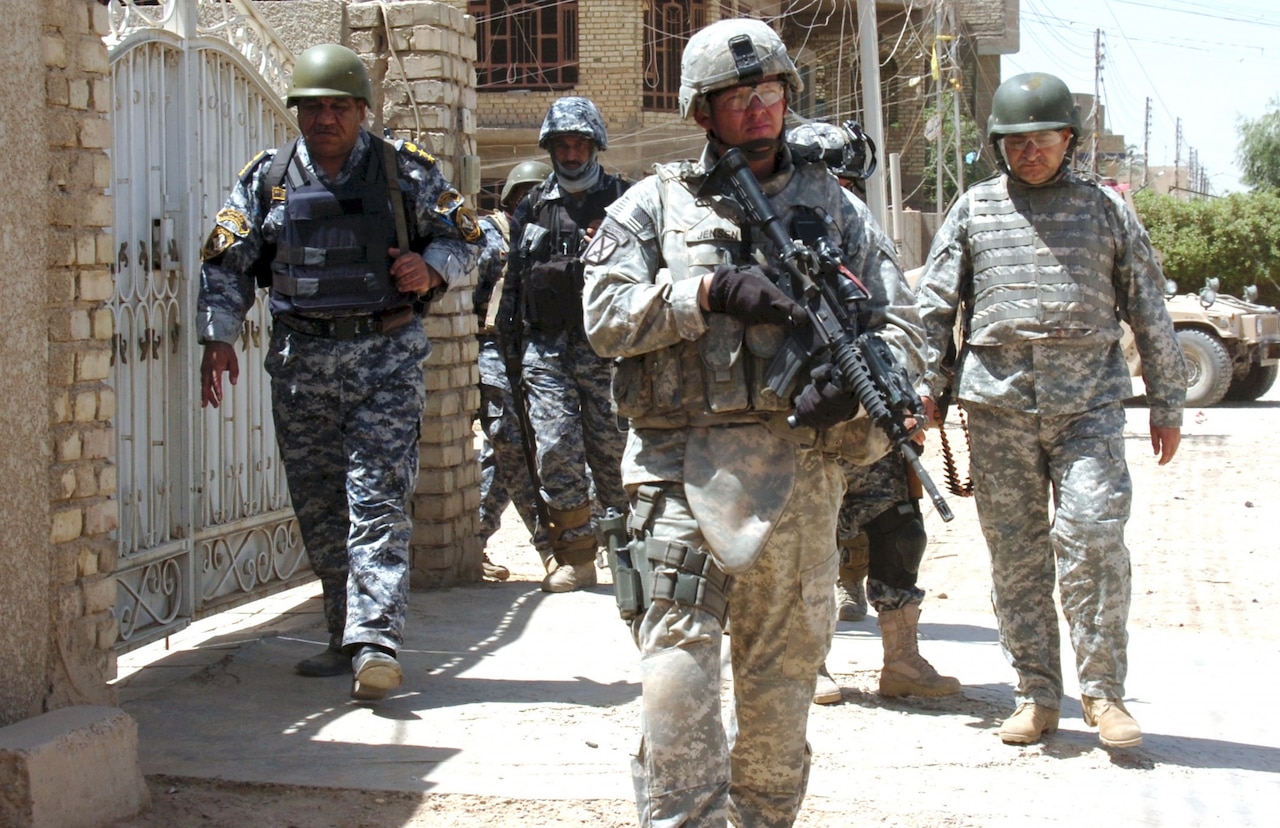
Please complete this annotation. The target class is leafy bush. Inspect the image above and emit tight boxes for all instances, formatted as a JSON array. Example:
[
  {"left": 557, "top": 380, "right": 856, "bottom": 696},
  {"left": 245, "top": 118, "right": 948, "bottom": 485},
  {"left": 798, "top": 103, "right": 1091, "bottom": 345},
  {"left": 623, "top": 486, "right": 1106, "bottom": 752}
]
[{"left": 1133, "top": 189, "right": 1280, "bottom": 307}]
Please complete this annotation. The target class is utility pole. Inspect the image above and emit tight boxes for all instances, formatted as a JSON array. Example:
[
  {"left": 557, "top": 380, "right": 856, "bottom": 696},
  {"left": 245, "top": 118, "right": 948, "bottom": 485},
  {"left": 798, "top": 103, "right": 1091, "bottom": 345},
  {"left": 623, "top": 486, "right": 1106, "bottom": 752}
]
[
  {"left": 933, "top": 0, "right": 945, "bottom": 214},
  {"left": 931, "top": 0, "right": 959, "bottom": 213},
  {"left": 1092, "top": 28, "right": 1102, "bottom": 177},
  {"left": 1143, "top": 97, "right": 1151, "bottom": 188},
  {"left": 1175, "top": 117, "right": 1183, "bottom": 197},
  {"left": 856, "top": 0, "right": 887, "bottom": 227}
]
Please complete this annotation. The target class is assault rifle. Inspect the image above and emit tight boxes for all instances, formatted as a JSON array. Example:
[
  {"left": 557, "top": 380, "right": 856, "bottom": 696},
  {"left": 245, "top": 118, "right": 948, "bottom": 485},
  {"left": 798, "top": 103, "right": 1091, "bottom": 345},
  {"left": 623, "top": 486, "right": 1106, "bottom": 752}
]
[
  {"left": 497, "top": 227, "right": 552, "bottom": 535},
  {"left": 697, "top": 147, "right": 953, "bottom": 522}
]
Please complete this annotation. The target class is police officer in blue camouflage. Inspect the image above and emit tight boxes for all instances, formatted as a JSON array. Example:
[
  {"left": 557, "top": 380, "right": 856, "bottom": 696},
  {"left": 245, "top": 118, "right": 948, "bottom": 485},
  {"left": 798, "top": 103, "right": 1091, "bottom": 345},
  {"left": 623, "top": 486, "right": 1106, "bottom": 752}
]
[
  {"left": 474, "top": 160, "right": 555, "bottom": 577},
  {"left": 197, "top": 44, "right": 480, "bottom": 701},
  {"left": 915, "top": 72, "right": 1186, "bottom": 748},
  {"left": 500, "top": 96, "right": 631, "bottom": 593},
  {"left": 583, "top": 19, "right": 925, "bottom": 825},
  {"left": 788, "top": 121, "right": 960, "bottom": 705}
]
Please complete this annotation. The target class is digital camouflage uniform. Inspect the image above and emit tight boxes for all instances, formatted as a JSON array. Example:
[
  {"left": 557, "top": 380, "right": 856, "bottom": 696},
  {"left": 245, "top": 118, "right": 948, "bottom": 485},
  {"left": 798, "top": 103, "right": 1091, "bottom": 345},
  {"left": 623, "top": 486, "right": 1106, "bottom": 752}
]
[
  {"left": 198, "top": 129, "right": 478, "bottom": 656},
  {"left": 915, "top": 169, "right": 1186, "bottom": 711},
  {"left": 583, "top": 141, "right": 924, "bottom": 826},
  {"left": 473, "top": 213, "right": 549, "bottom": 554},
  {"left": 502, "top": 164, "right": 631, "bottom": 566}
]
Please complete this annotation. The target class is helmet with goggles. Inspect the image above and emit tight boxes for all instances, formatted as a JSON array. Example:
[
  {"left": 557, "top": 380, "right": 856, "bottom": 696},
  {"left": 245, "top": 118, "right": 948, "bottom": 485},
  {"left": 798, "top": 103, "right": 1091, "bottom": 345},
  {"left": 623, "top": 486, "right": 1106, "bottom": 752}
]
[{"left": 677, "top": 19, "right": 802, "bottom": 120}]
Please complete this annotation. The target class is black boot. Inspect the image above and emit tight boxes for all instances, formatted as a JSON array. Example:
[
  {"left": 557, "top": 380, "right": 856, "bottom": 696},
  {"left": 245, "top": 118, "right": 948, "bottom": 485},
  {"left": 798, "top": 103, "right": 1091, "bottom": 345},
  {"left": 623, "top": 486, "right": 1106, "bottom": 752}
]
[{"left": 294, "top": 644, "right": 352, "bottom": 677}]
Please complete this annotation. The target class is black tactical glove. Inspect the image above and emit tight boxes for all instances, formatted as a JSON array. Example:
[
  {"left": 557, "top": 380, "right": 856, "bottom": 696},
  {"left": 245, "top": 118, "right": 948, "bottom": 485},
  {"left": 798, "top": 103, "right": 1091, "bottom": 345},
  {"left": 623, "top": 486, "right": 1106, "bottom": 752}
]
[
  {"left": 792, "top": 363, "right": 859, "bottom": 430},
  {"left": 706, "top": 264, "right": 807, "bottom": 327}
]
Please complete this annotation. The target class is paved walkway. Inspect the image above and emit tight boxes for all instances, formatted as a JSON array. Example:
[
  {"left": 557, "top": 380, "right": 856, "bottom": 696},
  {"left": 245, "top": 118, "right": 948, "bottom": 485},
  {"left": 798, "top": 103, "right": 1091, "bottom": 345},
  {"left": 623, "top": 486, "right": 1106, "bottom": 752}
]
[{"left": 115, "top": 571, "right": 1280, "bottom": 826}]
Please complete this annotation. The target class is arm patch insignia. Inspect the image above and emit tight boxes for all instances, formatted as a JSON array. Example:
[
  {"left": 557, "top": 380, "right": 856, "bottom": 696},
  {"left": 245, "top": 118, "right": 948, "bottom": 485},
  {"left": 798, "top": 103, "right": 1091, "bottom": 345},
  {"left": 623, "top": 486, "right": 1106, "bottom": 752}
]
[
  {"left": 455, "top": 205, "right": 482, "bottom": 242},
  {"left": 215, "top": 208, "right": 252, "bottom": 237},
  {"left": 582, "top": 221, "right": 626, "bottom": 266},
  {"left": 201, "top": 226, "right": 235, "bottom": 262}
]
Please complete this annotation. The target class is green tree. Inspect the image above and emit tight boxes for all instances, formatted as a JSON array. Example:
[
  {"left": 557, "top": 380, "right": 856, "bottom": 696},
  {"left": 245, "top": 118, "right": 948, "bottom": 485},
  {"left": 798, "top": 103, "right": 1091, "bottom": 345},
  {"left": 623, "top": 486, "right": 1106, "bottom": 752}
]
[
  {"left": 922, "top": 90, "right": 992, "bottom": 209},
  {"left": 1236, "top": 97, "right": 1280, "bottom": 191},
  {"left": 1134, "top": 188, "right": 1280, "bottom": 306}
]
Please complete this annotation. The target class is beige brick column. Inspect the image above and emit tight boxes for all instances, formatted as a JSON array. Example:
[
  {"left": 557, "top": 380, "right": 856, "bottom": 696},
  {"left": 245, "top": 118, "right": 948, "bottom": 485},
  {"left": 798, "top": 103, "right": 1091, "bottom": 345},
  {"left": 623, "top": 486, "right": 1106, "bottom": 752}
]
[
  {"left": 349, "top": 1, "right": 483, "bottom": 588},
  {"left": 40, "top": 0, "right": 118, "bottom": 714}
]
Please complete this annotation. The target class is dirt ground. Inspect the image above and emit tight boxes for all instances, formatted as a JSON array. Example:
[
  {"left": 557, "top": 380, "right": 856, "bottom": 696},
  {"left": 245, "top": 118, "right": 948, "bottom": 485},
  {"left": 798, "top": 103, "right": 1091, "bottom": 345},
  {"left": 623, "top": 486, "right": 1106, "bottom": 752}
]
[{"left": 112, "top": 384, "right": 1280, "bottom": 827}]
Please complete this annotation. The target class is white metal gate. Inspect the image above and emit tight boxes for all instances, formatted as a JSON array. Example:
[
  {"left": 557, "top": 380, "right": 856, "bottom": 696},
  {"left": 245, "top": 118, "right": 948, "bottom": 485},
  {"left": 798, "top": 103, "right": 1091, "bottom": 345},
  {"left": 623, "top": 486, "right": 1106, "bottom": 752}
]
[{"left": 106, "top": 0, "right": 308, "bottom": 648}]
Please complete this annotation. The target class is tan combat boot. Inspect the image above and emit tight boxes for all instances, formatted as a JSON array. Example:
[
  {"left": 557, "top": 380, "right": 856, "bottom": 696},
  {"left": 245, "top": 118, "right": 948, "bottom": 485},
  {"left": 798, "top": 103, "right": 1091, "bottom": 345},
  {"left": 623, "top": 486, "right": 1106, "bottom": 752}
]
[
  {"left": 542, "top": 503, "right": 596, "bottom": 593},
  {"left": 877, "top": 604, "right": 962, "bottom": 697},
  {"left": 813, "top": 663, "right": 842, "bottom": 705},
  {"left": 1082, "top": 696, "right": 1143, "bottom": 748},
  {"left": 541, "top": 560, "right": 598, "bottom": 592},
  {"left": 836, "top": 534, "right": 870, "bottom": 622},
  {"left": 998, "top": 702, "right": 1060, "bottom": 744},
  {"left": 482, "top": 553, "right": 510, "bottom": 581}
]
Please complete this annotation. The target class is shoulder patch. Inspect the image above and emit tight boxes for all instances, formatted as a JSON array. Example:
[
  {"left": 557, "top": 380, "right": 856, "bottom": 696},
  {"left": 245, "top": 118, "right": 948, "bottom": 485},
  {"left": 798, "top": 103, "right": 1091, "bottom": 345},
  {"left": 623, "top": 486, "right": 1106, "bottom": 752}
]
[
  {"left": 582, "top": 220, "right": 628, "bottom": 266},
  {"left": 401, "top": 140, "right": 436, "bottom": 165},
  {"left": 215, "top": 207, "right": 252, "bottom": 238},
  {"left": 456, "top": 205, "right": 482, "bottom": 242},
  {"left": 201, "top": 226, "right": 235, "bottom": 262},
  {"left": 238, "top": 149, "right": 269, "bottom": 181}
]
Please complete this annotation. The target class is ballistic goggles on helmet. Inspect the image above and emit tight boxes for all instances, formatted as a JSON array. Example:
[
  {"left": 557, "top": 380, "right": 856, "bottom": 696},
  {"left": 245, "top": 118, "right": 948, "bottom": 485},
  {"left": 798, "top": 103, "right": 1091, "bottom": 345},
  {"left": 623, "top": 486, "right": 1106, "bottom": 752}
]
[{"left": 710, "top": 79, "right": 788, "bottom": 113}]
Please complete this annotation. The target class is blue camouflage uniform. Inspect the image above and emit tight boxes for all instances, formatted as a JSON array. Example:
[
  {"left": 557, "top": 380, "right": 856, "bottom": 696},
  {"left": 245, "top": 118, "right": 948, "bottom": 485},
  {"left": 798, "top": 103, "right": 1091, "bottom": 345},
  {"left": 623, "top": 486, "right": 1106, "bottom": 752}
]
[
  {"left": 473, "top": 213, "right": 550, "bottom": 554},
  {"left": 501, "top": 170, "right": 631, "bottom": 567},
  {"left": 583, "top": 142, "right": 924, "bottom": 827},
  {"left": 198, "top": 129, "right": 478, "bottom": 657},
  {"left": 915, "top": 169, "right": 1186, "bottom": 710}
]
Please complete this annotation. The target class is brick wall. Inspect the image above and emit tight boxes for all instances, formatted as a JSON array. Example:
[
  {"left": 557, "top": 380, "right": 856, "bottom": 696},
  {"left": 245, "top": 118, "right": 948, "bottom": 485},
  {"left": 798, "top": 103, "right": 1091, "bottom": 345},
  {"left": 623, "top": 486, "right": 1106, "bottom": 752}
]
[
  {"left": 2, "top": 0, "right": 120, "bottom": 726},
  {"left": 348, "top": 1, "right": 483, "bottom": 588}
]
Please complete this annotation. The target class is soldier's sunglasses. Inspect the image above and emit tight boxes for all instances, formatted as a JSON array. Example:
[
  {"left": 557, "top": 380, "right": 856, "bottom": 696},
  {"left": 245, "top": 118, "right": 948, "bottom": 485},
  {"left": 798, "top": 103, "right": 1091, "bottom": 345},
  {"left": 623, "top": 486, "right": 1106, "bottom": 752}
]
[
  {"left": 1000, "top": 130, "right": 1068, "bottom": 155},
  {"left": 712, "top": 80, "right": 788, "bottom": 113}
]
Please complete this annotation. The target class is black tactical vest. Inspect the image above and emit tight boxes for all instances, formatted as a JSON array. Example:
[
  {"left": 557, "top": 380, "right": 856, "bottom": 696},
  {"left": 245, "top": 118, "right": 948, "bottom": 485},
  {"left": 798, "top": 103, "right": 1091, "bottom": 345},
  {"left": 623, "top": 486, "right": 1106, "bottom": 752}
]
[
  {"left": 515, "top": 176, "right": 628, "bottom": 333},
  {"left": 270, "top": 143, "right": 408, "bottom": 316}
]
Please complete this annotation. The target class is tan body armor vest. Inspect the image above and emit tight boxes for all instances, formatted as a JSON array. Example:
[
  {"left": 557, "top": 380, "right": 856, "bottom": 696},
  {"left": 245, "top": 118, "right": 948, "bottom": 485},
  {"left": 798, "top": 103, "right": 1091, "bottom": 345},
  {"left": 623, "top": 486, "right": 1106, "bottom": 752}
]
[{"left": 965, "top": 176, "right": 1123, "bottom": 346}]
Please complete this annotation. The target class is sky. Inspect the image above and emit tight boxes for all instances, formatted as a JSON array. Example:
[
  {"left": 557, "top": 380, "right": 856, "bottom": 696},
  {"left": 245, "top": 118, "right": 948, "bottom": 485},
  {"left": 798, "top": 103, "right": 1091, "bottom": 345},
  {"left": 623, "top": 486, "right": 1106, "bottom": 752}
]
[{"left": 1003, "top": 0, "right": 1280, "bottom": 194}]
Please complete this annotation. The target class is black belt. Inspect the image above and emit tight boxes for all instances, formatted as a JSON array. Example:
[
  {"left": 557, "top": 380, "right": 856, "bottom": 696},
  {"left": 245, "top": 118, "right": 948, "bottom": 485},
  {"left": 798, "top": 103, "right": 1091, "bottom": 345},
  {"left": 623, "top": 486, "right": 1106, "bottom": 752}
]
[{"left": 275, "top": 307, "right": 415, "bottom": 340}]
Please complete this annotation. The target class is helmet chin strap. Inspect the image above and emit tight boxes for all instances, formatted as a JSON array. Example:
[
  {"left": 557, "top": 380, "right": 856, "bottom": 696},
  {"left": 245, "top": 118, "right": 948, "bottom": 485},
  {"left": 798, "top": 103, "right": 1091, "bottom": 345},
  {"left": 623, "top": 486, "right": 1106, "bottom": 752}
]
[{"left": 707, "top": 131, "right": 781, "bottom": 165}]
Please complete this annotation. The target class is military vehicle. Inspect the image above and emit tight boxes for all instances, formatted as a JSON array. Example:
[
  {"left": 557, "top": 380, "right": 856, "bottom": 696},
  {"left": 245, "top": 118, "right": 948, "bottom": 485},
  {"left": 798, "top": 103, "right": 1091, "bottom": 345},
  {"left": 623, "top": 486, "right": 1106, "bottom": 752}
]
[{"left": 1124, "top": 278, "right": 1280, "bottom": 407}]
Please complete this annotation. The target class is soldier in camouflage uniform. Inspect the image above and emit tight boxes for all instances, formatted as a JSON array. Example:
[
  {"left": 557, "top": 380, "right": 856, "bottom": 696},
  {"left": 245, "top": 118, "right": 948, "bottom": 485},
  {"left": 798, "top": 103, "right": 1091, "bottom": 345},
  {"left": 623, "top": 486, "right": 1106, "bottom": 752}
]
[
  {"left": 789, "top": 121, "right": 960, "bottom": 705},
  {"left": 582, "top": 20, "right": 924, "bottom": 825},
  {"left": 197, "top": 45, "right": 479, "bottom": 702},
  {"left": 499, "top": 97, "right": 631, "bottom": 593},
  {"left": 915, "top": 72, "right": 1186, "bottom": 748},
  {"left": 474, "top": 161, "right": 555, "bottom": 578}
]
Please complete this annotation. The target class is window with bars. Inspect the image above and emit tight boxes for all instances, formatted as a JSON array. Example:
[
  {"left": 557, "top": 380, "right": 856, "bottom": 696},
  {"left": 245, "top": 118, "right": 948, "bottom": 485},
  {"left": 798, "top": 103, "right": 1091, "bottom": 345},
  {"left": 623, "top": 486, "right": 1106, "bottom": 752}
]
[
  {"left": 643, "top": 1, "right": 705, "bottom": 112},
  {"left": 469, "top": 0, "right": 579, "bottom": 90}
]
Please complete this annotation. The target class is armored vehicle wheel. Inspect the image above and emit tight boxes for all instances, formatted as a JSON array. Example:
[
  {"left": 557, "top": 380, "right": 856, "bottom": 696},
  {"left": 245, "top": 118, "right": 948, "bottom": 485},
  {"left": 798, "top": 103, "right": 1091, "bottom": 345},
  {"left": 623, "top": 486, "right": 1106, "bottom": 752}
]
[
  {"left": 1178, "top": 329, "right": 1232, "bottom": 408},
  {"left": 1225, "top": 362, "right": 1278, "bottom": 402}
]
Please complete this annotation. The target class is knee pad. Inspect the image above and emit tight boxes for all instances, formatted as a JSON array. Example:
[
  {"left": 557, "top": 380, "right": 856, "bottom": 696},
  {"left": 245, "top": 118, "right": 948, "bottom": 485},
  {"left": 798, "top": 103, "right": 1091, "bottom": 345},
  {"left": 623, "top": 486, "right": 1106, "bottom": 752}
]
[{"left": 866, "top": 500, "right": 927, "bottom": 575}]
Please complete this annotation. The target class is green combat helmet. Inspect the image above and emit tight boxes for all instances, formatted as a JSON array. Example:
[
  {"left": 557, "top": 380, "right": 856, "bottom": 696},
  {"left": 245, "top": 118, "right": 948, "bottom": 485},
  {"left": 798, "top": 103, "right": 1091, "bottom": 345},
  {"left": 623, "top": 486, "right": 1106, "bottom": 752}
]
[
  {"left": 285, "top": 44, "right": 373, "bottom": 107},
  {"left": 987, "top": 72, "right": 1080, "bottom": 141},
  {"left": 988, "top": 72, "right": 1080, "bottom": 178},
  {"left": 500, "top": 160, "right": 552, "bottom": 209},
  {"left": 677, "top": 18, "right": 802, "bottom": 120}
]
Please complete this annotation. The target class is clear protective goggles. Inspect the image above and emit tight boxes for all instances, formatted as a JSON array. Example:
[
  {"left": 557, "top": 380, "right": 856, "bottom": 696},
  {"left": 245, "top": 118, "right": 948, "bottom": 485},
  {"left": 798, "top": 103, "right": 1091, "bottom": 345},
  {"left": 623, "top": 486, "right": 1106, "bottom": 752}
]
[
  {"left": 711, "top": 79, "right": 787, "bottom": 113},
  {"left": 1000, "top": 130, "right": 1068, "bottom": 156}
]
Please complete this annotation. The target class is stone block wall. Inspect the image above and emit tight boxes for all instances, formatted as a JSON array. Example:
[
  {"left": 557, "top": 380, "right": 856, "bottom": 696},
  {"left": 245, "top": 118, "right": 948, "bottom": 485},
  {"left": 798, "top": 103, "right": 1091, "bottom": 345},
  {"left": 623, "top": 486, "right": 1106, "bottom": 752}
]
[
  {"left": 44, "top": 0, "right": 120, "bottom": 713},
  {"left": 348, "top": 0, "right": 483, "bottom": 588},
  {"left": 0, "top": 0, "right": 117, "bottom": 726}
]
